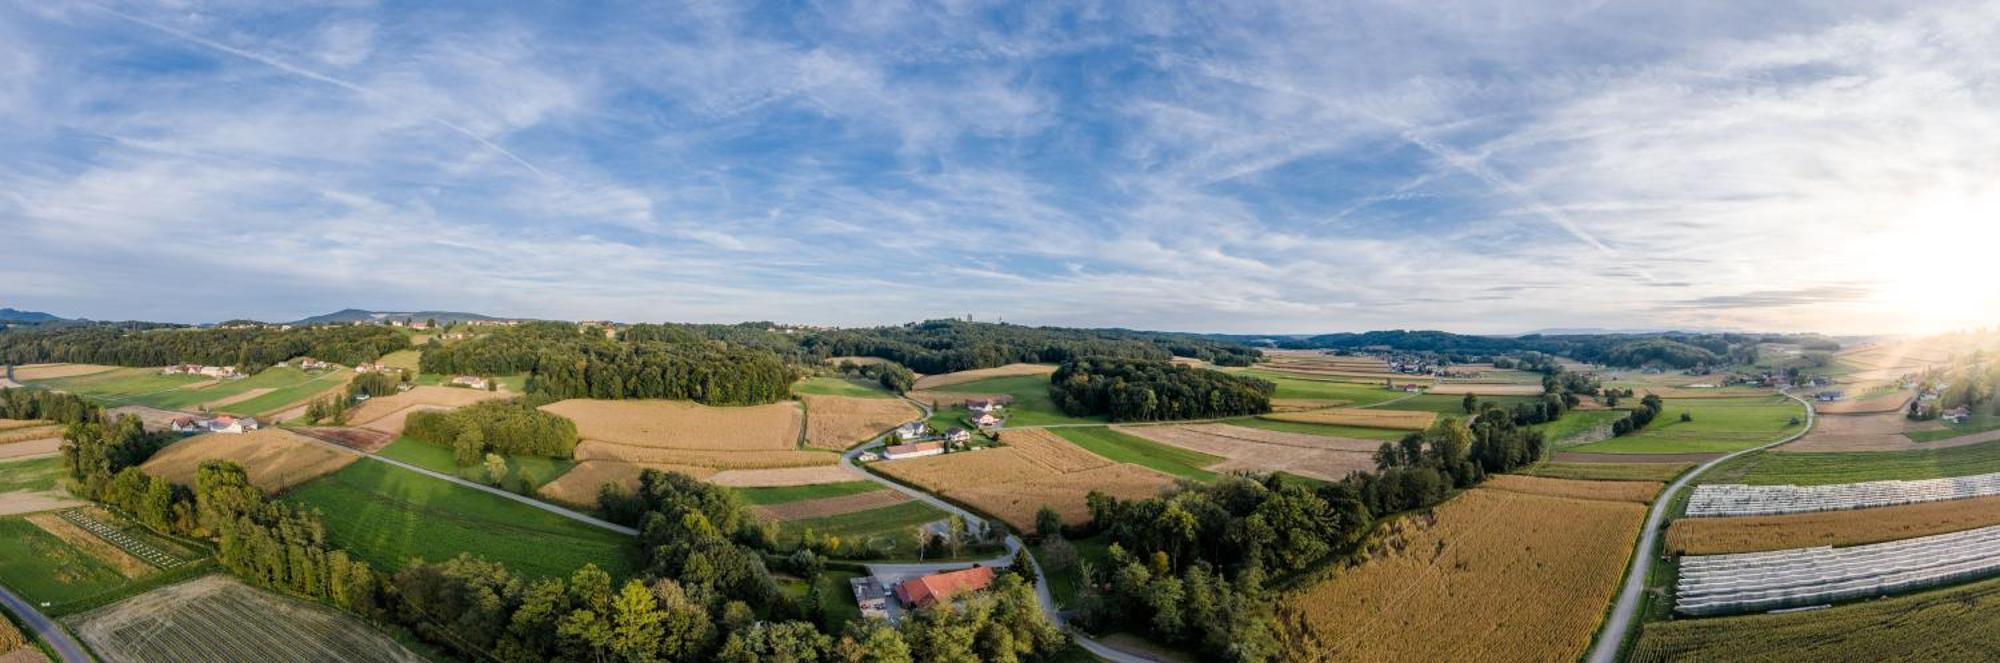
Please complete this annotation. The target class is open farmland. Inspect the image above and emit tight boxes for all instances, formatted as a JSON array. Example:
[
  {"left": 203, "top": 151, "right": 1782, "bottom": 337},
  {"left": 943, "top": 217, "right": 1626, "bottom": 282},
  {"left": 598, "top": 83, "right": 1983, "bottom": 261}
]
[
  {"left": 0, "top": 517, "right": 133, "bottom": 611},
  {"left": 66, "top": 575, "right": 422, "bottom": 663},
  {"left": 1226, "top": 369, "right": 1408, "bottom": 406},
  {"left": 1228, "top": 417, "right": 1410, "bottom": 441},
  {"left": 375, "top": 438, "right": 574, "bottom": 490},
  {"left": 1565, "top": 395, "right": 1807, "bottom": 455},
  {"left": 10, "top": 363, "right": 119, "bottom": 381},
  {"left": 793, "top": 376, "right": 894, "bottom": 398},
  {"left": 751, "top": 489, "right": 909, "bottom": 520},
  {"left": 736, "top": 481, "right": 882, "bottom": 505},
  {"left": 1425, "top": 382, "right": 1547, "bottom": 396},
  {"left": 1781, "top": 411, "right": 1953, "bottom": 452},
  {"left": 1632, "top": 572, "right": 2000, "bottom": 662},
  {"left": 1702, "top": 438, "right": 2000, "bottom": 486},
  {"left": 1907, "top": 415, "right": 2000, "bottom": 443},
  {"left": 345, "top": 386, "right": 510, "bottom": 434},
  {"left": 0, "top": 618, "right": 27, "bottom": 660},
  {"left": 542, "top": 398, "right": 803, "bottom": 450},
  {"left": 911, "top": 363, "right": 1056, "bottom": 390},
  {"left": 1479, "top": 474, "right": 1661, "bottom": 504},
  {"left": 1369, "top": 394, "right": 1540, "bottom": 414},
  {"left": 911, "top": 374, "right": 1101, "bottom": 426},
  {"left": 1258, "top": 408, "right": 1436, "bottom": 430},
  {"left": 1519, "top": 462, "right": 1692, "bottom": 483},
  {"left": 1535, "top": 410, "right": 1629, "bottom": 446},
  {"left": 1666, "top": 495, "right": 2000, "bottom": 555},
  {"left": 775, "top": 500, "right": 954, "bottom": 558},
  {"left": 139, "top": 429, "right": 356, "bottom": 492},
  {"left": 0, "top": 456, "right": 83, "bottom": 516},
  {"left": 708, "top": 465, "right": 856, "bottom": 487},
  {"left": 800, "top": 395, "right": 918, "bottom": 450},
  {"left": 1113, "top": 423, "right": 1376, "bottom": 482},
  {"left": 30, "top": 365, "right": 350, "bottom": 416},
  {"left": 0, "top": 437, "right": 61, "bottom": 461},
  {"left": 284, "top": 459, "right": 638, "bottom": 580},
  {"left": 873, "top": 428, "right": 1173, "bottom": 530},
  {"left": 537, "top": 460, "right": 716, "bottom": 506},
  {"left": 1285, "top": 482, "right": 1647, "bottom": 662},
  {"left": 23, "top": 512, "right": 155, "bottom": 580},
  {"left": 1815, "top": 390, "right": 1914, "bottom": 415},
  {"left": 1051, "top": 426, "right": 1220, "bottom": 481}
]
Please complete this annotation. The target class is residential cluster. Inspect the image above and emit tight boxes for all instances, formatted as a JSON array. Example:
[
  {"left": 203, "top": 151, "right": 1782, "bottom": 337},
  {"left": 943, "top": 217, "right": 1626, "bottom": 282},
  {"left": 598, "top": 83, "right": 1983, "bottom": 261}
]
[
  {"left": 869, "top": 398, "right": 1009, "bottom": 462},
  {"left": 169, "top": 414, "right": 260, "bottom": 434},
  {"left": 160, "top": 364, "right": 241, "bottom": 379},
  {"left": 848, "top": 565, "right": 997, "bottom": 623}
]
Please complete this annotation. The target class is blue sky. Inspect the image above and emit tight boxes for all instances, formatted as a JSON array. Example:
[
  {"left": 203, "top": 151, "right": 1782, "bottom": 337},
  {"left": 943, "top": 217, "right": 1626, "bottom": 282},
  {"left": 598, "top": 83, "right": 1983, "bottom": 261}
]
[{"left": 2, "top": 1, "right": 1996, "bottom": 334}]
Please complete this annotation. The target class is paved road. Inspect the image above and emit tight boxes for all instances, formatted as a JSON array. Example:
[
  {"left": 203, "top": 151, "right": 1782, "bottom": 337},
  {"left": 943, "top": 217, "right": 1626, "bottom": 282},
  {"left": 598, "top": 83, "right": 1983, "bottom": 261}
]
[
  {"left": 0, "top": 585, "right": 90, "bottom": 663},
  {"left": 842, "top": 400, "right": 1159, "bottom": 663},
  {"left": 1585, "top": 390, "right": 1818, "bottom": 663},
  {"left": 291, "top": 429, "right": 640, "bottom": 536}
]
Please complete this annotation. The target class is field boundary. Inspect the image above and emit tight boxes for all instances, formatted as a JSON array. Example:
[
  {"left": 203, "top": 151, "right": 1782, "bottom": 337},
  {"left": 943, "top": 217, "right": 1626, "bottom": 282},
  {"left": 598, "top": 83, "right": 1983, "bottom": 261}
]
[{"left": 59, "top": 510, "right": 186, "bottom": 570}]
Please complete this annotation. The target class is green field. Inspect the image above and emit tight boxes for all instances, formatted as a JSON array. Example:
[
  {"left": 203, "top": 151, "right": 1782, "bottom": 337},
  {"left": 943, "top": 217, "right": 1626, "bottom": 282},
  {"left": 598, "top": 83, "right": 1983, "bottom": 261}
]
[
  {"left": 1230, "top": 417, "right": 1409, "bottom": 441},
  {"left": 736, "top": 481, "right": 882, "bottom": 505},
  {"left": 282, "top": 460, "right": 638, "bottom": 580},
  {"left": 1226, "top": 369, "right": 1408, "bottom": 406},
  {"left": 0, "top": 456, "right": 64, "bottom": 492},
  {"left": 1372, "top": 394, "right": 1541, "bottom": 414},
  {"left": 374, "top": 438, "right": 576, "bottom": 490},
  {"left": 1631, "top": 572, "right": 2000, "bottom": 661},
  {"left": 926, "top": 407, "right": 970, "bottom": 433},
  {"left": 0, "top": 517, "right": 132, "bottom": 609},
  {"left": 777, "top": 501, "right": 952, "bottom": 559},
  {"left": 1034, "top": 535, "right": 1112, "bottom": 608},
  {"left": 1533, "top": 410, "right": 1630, "bottom": 445},
  {"left": 378, "top": 349, "right": 422, "bottom": 372},
  {"left": 794, "top": 376, "right": 894, "bottom": 398},
  {"left": 1518, "top": 462, "right": 1692, "bottom": 482},
  {"left": 1565, "top": 396, "right": 1807, "bottom": 455},
  {"left": 1907, "top": 415, "right": 2000, "bottom": 443},
  {"left": 815, "top": 569, "right": 865, "bottom": 630},
  {"left": 1703, "top": 438, "right": 2000, "bottom": 486},
  {"left": 922, "top": 375, "right": 1103, "bottom": 426},
  {"left": 1051, "top": 427, "right": 1219, "bottom": 481},
  {"left": 26, "top": 365, "right": 349, "bottom": 416}
]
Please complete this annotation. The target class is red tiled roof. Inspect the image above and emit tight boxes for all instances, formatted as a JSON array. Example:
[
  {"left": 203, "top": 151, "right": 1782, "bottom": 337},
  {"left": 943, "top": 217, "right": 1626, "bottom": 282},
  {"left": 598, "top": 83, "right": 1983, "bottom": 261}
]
[{"left": 894, "top": 566, "right": 995, "bottom": 608}]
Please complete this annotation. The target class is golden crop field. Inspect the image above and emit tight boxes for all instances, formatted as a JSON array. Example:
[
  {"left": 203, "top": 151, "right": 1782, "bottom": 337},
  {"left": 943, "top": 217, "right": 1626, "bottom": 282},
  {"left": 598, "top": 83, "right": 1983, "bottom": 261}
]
[
  {"left": 1424, "top": 382, "right": 1548, "bottom": 396},
  {"left": 347, "top": 386, "right": 510, "bottom": 434},
  {"left": 0, "top": 418, "right": 46, "bottom": 432},
  {"left": 0, "top": 612, "right": 25, "bottom": 655},
  {"left": 1270, "top": 399, "right": 1354, "bottom": 412},
  {"left": 800, "top": 394, "right": 919, "bottom": 450},
  {"left": 910, "top": 363, "right": 1055, "bottom": 390},
  {"left": 1518, "top": 462, "right": 1693, "bottom": 483},
  {"left": 1114, "top": 423, "right": 1377, "bottom": 482},
  {"left": 752, "top": 490, "right": 909, "bottom": 520},
  {"left": 1285, "top": 483, "right": 1647, "bottom": 662},
  {"left": 570, "top": 441, "right": 834, "bottom": 468},
  {"left": 1631, "top": 573, "right": 2000, "bottom": 662},
  {"left": 540, "top": 399, "right": 803, "bottom": 451},
  {"left": 707, "top": 465, "right": 856, "bottom": 487},
  {"left": 139, "top": 429, "right": 356, "bottom": 493},
  {"left": 1480, "top": 474, "right": 1661, "bottom": 504},
  {"left": 1779, "top": 411, "right": 1949, "bottom": 453},
  {"left": 1665, "top": 495, "right": 2000, "bottom": 555},
  {"left": 1260, "top": 408, "right": 1437, "bottom": 430},
  {"left": 536, "top": 460, "right": 717, "bottom": 506},
  {"left": 11, "top": 363, "right": 119, "bottom": 381},
  {"left": 873, "top": 428, "right": 1173, "bottom": 529}
]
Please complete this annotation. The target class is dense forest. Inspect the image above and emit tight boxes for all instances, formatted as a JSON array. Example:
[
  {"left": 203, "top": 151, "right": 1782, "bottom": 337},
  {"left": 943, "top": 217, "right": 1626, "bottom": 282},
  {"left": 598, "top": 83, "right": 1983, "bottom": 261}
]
[
  {"left": 802, "top": 320, "right": 1261, "bottom": 374},
  {"left": 0, "top": 323, "right": 409, "bottom": 373},
  {"left": 0, "top": 388, "right": 99, "bottom": 424},
  {"left": 1229, "top": 329, "right": 1840, "bottom": 370},
  {"left": 1048, "top": 358, "right": 1274, "bottom": 422},
  {"left": 420, "top": 323, "right": 796, "bottom": 405},
  {"left": 404, "top": 399, "right": 580, "bottom": 462}
]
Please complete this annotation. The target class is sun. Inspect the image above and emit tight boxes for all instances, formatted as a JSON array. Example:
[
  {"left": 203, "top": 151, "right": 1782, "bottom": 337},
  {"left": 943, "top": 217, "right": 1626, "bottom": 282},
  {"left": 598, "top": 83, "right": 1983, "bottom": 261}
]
[{"left": 1861, "top": 188, "right": 2000, "bottom": 334}]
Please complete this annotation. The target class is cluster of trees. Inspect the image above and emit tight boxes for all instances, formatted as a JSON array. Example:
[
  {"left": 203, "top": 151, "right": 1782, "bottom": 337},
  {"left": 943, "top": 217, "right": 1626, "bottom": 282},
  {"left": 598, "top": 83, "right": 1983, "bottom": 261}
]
[
  {"left": 404, "top": 399, "right": 579, "bottom": 463},
  {"left": 303, "top": 394, "right": 351, "bottom": 425},
  {"left": 1356, "top": 415, "right": 1546, "bottom": 515},
  {"left": 1612, "top": 394, "right": 1667, "bottom": 437},
  {"left": 421, "top": 323, "right": 795, "bottom": 405},
  {"left": 348, "top": 371, "right": 405, "bottom": 399},
  {"left": 1048, "top": 358, "right": 1274, "bottom": 422},
  {"left": 833, "top": 360, "right": 915, "bottom": 394},
  {"left": 802, "top": 320, "right": 1260, "bottom": 375},
  {"left": 0, "top": 388, "right": 99, "bottom": 424},
  {"left": 0, "top": 323, "right": 408, "bottom": 374}
]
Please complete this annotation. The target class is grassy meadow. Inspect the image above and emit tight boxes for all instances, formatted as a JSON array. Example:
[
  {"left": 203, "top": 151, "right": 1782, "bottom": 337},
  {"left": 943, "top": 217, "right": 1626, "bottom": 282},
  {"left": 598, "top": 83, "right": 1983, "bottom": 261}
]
[
  {"left": 1051, "top": 426, "right": 1219, "bottom": 481},
  {"left": 375, "top": 438, "right": 576, "bottom": 491},
  {"left": 775, "top": 500, "right": 952, "bottom": 559},
  {"left": 793, "top": 376, "right": 895, "bottom": 398},
  {"left": 25, "top": 365, "right": 349, "bottom": 416},
  {"left": 1703, "top": 438, "right": 2000, "bottom": 486},
  {"left": 0, "top": 517, "right": 132, "bottom": 609},
  {"left": 736, "top": 481, "right": 883, "bottom": 505},
  {"left": 1566, "top": 396, "right": 1806, "bottom": 455},
  {"left": 1227, "top": 369, "right": 1409, "bottom": 406}
]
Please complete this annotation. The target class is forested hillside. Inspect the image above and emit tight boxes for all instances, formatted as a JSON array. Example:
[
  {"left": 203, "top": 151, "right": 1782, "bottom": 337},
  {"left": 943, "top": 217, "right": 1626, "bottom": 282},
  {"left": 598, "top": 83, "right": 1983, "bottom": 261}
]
[
  {"left": 1049, "top": 358, "right": 1274, "bottom": 422},
  {"left": 1226, "top": 330, "right": 1838, "bottom": 369},
  {"left": 803, "top": 319, "right": 1261, "bottom": 374},
  {"left": 419, "top": 322, "right": 796, "bottom": 404},
  {"left": 0, "top": 323, "right": 408, "bottom": 373}
]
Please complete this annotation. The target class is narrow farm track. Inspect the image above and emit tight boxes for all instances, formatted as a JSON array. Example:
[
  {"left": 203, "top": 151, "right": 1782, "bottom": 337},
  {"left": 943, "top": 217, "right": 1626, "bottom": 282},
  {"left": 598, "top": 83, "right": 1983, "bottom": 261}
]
[
  {"left": 1587, "top": 390, "right": 1817, "bottom": 663},
  {"left": 844, "top": 399, "right": 1160, "bottom": 663},
  {"left": 289, "top": 430, "right": 639, "bottom": 536},
  {"left": 0, "top": 584, "right": 90, "bottom": 663}
]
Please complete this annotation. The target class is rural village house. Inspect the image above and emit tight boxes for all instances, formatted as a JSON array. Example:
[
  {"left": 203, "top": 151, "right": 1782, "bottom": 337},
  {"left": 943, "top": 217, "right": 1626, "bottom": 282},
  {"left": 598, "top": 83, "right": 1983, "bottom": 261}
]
[
  {"left": 169, "top": 417, "right": 202, "bottom": 433},
  {"left": 452, "top": 375, "right": 489, "bottom": 390},
  {"left": 970, "top": 412, "right": 1003, "bottom": 429},
  {"left": 965, "top": 398, "right": 1006, "bottom": 415},
  {"left": 894, "top": 566, "right": 995, "bottom": 609},
  {"left": 1945, "top": 406, "right": 1974, "bottom": 424},
  {"left": 883, "top": 442, "right": 944, "bottom": 460},
  {"left": 943, "top": 428, "right": 972, "bottom": 444},
  {"left": 894, "top": 422, "right": 928, "bottom": 441},
  {"left": 297, "top": 357, "right": 330, "bottom": 370},
  {"left": 850, "top": 577, "right": 890, "bottom": 621},
  {"left": 203, "top": 415, "right": 259, "bottom": 434}
]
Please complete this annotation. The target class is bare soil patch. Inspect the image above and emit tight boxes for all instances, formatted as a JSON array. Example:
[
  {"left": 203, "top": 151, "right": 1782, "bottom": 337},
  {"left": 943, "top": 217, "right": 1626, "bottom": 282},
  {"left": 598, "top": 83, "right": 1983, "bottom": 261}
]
[
  {"left": 139, "top": 429, "right": 356, "bottom": 493},
  {"left": 1114, "top": 424, "right": 1378, "bottom": 482},
  {"left": 752, "top": 490, "right": 909, "bottom": 520},
  {"left": 66, "top": 575, "right": 424, "bottom": 663},
  {"left": 0, "top": 488, "right": 83, "bottom": 517},
  {"left": 1777, "top": 412, "right": 1965, "bottom": 453},
  {"left": 541, "top": 399, "right": 804, "bottom": 451},
  {"left": 10, "top": 363, "right": 119, "bottom": 381},
  {"left": 911, "top": 363, "right": 1055, "bottom": 391},
  {"left": 294, "top": 427, "right": 396, "bottom": 453},
  {"left": 0, "top": 438, "right": 61, "bottom": 460},
  {"left": 801, "top": 395, "right": 919, "bottom": 450},
  {"left": 0, "top": 426, "right": 60, "bottom": 445},
  {"left": 874, "top": 428, "right": 1174, "bottom": 529},
  {"left": 25, "top": 513, "right": 153, "bottom": 579},
  {"left": 708, "top": 465, "right": 857, "bottom": 487},
  {"left": 572, "top": 441, "right": 835, "bottom": 469}
]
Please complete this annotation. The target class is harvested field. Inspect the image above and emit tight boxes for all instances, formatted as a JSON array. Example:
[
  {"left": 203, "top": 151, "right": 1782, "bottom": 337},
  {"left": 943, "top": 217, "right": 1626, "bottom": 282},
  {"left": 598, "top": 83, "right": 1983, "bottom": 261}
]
[
  {"left": 1479, "top": 474, "right": 1661, "bottom": 504},
  {"left": 911, "top": 363, "right": 1055, "bottom": 390},
  {"left": 1115, "top": 423, "right": 1377, "bottom": 482},
  {"left": 24, "top": 513, "right": 151, "bottom": 579},
  {"left": 1270, "top": 399, "right": 1352, "bottom": 412},
  {"left": 874, "top": 428, "right": 1174, "bottom": 529},
  {"left": 1634, "top": 386, "right": 1777, "bottom": 399},
  {"left": 0, "top": 419, "right": 42, "bottom": 432},
  {"left": 293, "top": 427, "right": 395, "bottom": 453},
  {"left": 104, "top": 405, "right": 194, "bottom": 432},
  {"left": 572, "top": 440, "right": 834, "bottom": 468},
  {"left": 1665, "top": 495, "right": 2000, "bottom": 555},
  {"left": 66, "top": 575, "right": 423, "bottom": 663},
  {"left": 0, "top": 438, "right": 61, "bottom": 460},
  {"left": 801, "top": 395, "right": 919, "bottom": 450},
  {"left": 1780, "top": 412, "right": 1951, "bottom": 453},
  {"left": 1555, "top": 451, "right": 1724, "bottom": 464},
  {"left": 1287, "top": 485, "right": 1646, "bottom": 662},
  {"left": 1816, "top": 390, "right": 1915, "bottom": 415},
  {"left": 538, "top": 460, "right": 717, "bottom": 506},
  {"left": 346, "top": 386, "right": 509, "bottom": 432},
  {"left": 541, "top": 399, "right": 803, "bottom": 451},
  {"left": 10, "top": 363, "right": 117, "bottom": 381},
  {"left": 0, "top": 426, "right": 59, "bottom": 445},
  {"left": 1259, "top": 408, "right": 1436, "bottom": 430},
  {"left": 752, "top": 490, "right": 909, "bottom": 520},
  {"left": 1519, "top": 462, "right": 1693, "bottom": 483},
  {"left": 0, "top": 618, "right": 29, "bottom": 661},
  {"left": 708, "top": 465, "right": 856, "bottom": 487},
  {"left": 1425, "top": 382, "right": 1547, "bottom": 396},
  {"left": 139, "top": 429, "right": 356, "bottom": 493}
]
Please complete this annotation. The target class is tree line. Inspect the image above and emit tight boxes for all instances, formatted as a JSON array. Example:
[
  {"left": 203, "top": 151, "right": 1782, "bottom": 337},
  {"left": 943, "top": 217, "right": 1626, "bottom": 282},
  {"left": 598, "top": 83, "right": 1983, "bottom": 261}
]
[
  {"left": 0, "top": 388, "right": 100, "bottom": 424},
  {"left": 1611, "top": 394, "right": 1667, "bottom": 437},
  {"left": 404, "top": 399, "right": 580, "bottom": 462},
  {"left": 801, "top": 320, "right": 1260, "bottom": 375},
  {"left": 0, "top": 323, "right": 408, "bottom": 374},
  {"left": 420, "top": 323, "right": 796, "bottom": 405},
  {"left": 1048, "top": 358, "right": 1274, "bottom": 422}
]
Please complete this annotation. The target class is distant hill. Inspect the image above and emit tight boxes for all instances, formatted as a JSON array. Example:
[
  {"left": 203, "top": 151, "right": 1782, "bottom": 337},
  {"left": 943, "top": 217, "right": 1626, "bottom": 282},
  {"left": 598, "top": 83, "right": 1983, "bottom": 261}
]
[
  {"left": 288, "top": 308, "right": 506, "bottom": 325},
  {"left": 0, "top": 308, "right": 64, "bottom": 323}
]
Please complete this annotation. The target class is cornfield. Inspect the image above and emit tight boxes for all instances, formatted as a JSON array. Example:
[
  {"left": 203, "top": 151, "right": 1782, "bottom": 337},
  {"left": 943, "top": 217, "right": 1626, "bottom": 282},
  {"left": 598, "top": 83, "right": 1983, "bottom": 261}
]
[
  {"left": 541, "top": 398, "right": 803, "bottom": 451},
  {"left": 800, "top": 395, "right": 919, "bottom": 450},
  {"left": 1480, "top": 474, "right": 1662, "bottom": 504},
  {"left": 1665, "top": 494, "right": 2000, "bottom": 555},
  {"left": 1631, "top": 573, "right": 2000, "bottom": 661},
  {"left": 1259, "top": 408, "right": 1437, "bottom": 430},
  {"left": 139, "top": 429, "right": 356, "bottom": 492}
]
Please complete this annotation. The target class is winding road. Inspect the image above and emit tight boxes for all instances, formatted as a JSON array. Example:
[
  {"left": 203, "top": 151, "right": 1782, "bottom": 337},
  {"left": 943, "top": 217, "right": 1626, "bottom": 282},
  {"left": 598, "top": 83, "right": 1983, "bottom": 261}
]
[
  {"left": 0, "top": 585, "right": 90, "bottom": 663},
  {"left": 1585, "top": 390, "right": 1818, "bottom": 663}
]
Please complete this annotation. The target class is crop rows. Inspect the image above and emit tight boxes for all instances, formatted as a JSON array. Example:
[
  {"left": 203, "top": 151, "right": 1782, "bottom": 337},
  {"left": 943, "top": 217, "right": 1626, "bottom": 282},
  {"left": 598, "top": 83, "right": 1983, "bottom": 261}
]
[
  {"left": 1634, "top": 572, "right": 2000, "bottom": 661},
  {"left": 72, "top": 577, "right": 420, "bottom": 663},
  {"left": 1676, "top": 523, "right": 2000, "bottom": 615},
  {"left": 1688, "top": 471, "right": 2000, "bottom": 517},
  {"left": 60, "top": 509, "right": 184, "bottom": 569}
]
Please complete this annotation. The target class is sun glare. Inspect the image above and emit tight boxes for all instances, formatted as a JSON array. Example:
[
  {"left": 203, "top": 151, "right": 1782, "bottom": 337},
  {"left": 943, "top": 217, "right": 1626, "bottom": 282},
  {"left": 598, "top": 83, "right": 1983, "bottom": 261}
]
[{"left": 1865, "top": 189, "right": 2000, "bottom": 333}]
